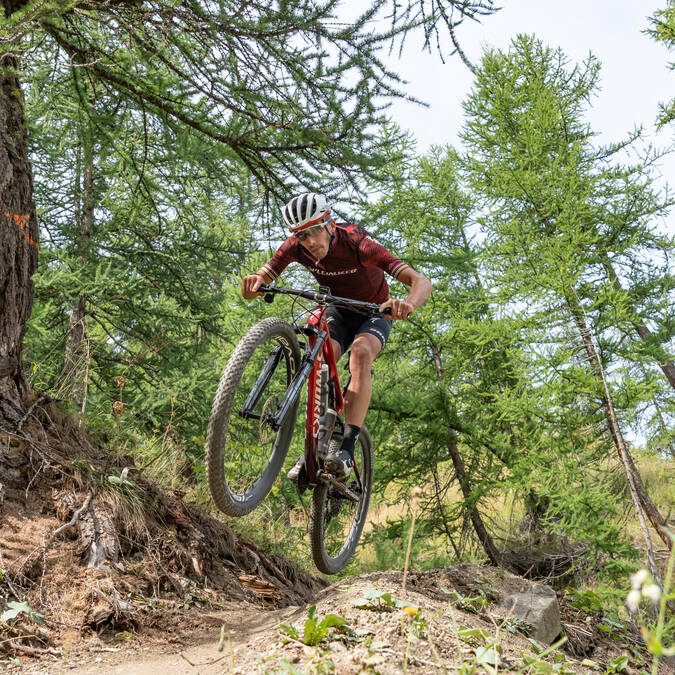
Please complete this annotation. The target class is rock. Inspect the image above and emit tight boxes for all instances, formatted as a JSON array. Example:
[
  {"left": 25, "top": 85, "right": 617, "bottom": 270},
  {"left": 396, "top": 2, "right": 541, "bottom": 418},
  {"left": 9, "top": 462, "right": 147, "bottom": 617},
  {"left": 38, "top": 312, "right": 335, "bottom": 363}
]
[
  {"left": 327, "top": 640, "right": 346, "bottom": 651},
  {"left": 497, "top": 584, "right": 561, "bottom": 645},
  {"left": 355, "top": 565, "right": 565, "bottom": 646}
]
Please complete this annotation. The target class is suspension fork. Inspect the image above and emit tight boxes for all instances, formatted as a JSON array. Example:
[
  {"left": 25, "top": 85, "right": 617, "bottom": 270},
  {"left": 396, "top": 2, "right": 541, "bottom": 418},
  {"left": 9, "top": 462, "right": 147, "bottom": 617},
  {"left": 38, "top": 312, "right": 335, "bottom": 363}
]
[{"left": 239, "top": 346, "right": 284, "bottom": 419}]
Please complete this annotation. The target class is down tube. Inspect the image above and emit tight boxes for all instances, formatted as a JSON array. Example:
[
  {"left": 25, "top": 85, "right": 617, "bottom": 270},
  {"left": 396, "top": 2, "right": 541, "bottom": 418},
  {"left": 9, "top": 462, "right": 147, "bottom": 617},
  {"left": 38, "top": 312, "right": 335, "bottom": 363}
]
[
  {"left": 304, "top": 335, "right": 323, "bottom": 483},
  {"left": 304, "top": 307, "right": 332, "bottom": 483}
]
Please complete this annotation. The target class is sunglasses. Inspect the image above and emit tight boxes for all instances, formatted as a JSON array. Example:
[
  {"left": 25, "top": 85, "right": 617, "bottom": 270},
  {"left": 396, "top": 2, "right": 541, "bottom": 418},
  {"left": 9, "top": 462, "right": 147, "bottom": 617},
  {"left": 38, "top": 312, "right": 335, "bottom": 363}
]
[{"left": 294, "top": 224, "right": 326, "bottom": 241}]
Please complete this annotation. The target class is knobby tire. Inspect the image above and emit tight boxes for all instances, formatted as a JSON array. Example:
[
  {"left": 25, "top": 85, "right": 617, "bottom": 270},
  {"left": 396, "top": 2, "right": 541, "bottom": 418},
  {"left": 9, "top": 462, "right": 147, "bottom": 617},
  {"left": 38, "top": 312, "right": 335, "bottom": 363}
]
[
  {"left": 206, "top": 318, "right": 301, "bottom": 517},
  {"left": 310, "top": 426, "right": 373, "bottom": 574}
]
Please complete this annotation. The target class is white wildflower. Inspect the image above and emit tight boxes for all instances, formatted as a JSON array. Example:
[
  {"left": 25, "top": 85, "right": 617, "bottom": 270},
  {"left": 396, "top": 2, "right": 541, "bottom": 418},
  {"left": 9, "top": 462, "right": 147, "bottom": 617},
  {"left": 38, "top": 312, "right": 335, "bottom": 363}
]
[
  {"left": 630, "top": 569, "right": 649, "bottom": 590},
  {"left": 642, "top": 584, "right": 662, "bottom": 604},
  {"left": 625, "top": 589, "right": 641, "bottom": 613}
]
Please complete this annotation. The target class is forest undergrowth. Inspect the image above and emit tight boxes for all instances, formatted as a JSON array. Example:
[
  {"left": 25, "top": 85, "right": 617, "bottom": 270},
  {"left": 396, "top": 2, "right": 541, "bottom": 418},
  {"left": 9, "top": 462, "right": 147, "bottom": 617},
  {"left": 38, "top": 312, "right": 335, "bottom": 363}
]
[
  {"left": 0, "top": 396, "right": 326, "bottom": 665},
  {"left": 84, "top": 395, "right": 675, "bottom": 638}
]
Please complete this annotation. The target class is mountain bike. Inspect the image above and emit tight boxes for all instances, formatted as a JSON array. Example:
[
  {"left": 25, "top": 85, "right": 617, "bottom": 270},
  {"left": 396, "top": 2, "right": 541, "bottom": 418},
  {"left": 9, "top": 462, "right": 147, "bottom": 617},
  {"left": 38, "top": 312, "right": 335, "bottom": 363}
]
[{"left": 206, "top": 285, "right": 387, "bottom": 574}]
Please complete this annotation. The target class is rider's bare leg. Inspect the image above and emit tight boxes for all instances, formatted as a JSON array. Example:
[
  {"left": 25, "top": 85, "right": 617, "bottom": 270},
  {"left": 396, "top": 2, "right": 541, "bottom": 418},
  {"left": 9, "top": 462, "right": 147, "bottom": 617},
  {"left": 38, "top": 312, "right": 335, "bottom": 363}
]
[
  {"left": 324, "top": 333, "right": 382, "bottom": 479},
  {"left": 342, "top": 333, "right": 382, "bottom": 427}
]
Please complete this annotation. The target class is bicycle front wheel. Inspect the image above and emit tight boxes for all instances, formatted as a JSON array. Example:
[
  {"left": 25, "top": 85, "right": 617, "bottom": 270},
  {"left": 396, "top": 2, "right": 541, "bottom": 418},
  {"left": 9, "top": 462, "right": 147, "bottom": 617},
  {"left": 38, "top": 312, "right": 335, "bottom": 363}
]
[
  {"left": 206, "top": 318, "right": 301, "bottom": 517},
  {"left": 310, "top": 426, "right": 373, "bottom": 574}
]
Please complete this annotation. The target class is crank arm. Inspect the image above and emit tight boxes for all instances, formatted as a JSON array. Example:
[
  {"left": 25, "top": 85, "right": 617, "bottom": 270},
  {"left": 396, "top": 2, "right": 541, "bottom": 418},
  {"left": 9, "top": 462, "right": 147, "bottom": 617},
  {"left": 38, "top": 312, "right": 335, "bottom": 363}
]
[{"left": 316, "top": 471, "right": 360, "bottom": 502}]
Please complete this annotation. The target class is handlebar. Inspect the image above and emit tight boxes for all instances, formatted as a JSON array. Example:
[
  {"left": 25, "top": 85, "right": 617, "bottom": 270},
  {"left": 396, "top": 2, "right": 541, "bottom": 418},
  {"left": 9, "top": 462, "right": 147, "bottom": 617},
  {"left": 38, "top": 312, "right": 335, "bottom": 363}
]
[{"left": 258, "top": 284, "right": 390, "bottom": 318}]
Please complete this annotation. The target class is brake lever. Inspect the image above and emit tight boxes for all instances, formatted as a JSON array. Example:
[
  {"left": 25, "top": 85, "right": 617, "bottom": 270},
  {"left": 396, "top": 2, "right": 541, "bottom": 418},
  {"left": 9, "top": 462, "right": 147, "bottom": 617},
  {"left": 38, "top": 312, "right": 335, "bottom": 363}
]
[{"left": 257, "top": 283, "right": 275, "bottom": 303}]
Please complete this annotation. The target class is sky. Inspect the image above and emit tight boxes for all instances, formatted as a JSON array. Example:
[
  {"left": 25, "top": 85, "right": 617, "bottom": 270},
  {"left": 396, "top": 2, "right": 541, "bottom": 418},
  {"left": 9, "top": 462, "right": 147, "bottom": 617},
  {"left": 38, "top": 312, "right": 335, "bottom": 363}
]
[{"left": 343, "top": 0, "right": 674, "bottom": 234}]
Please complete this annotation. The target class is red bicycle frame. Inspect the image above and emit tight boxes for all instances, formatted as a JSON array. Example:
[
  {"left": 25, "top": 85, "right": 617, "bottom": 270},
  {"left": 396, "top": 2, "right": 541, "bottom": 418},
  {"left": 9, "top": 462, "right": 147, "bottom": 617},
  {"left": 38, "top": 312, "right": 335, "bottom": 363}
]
[
  {"left": 303, "top": 306, "right": 344, "bottom": 485},
  {"left": 257, "top": 283, "right": 384, "bottom": 489}
]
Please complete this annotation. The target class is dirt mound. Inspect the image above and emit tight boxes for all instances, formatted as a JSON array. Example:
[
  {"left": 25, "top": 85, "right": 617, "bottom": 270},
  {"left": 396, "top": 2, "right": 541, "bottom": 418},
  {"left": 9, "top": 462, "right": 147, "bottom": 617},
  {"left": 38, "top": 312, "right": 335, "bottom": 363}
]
[
  {"left": 22, "top": 568, "right": 668, "bottom": 674},
  {"left": 0, "top": 400, "right": 324, "bottom": 664},
  {"left": 229, "top": 570, "right": 670, "bottom": 674}
]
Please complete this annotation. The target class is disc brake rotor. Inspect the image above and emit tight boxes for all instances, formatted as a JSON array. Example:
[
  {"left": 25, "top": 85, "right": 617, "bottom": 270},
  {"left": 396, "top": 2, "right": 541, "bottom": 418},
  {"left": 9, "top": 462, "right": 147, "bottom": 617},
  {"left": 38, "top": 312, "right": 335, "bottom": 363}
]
[{"left": 259, "top": 396, "right": 279, "bottom": 444}]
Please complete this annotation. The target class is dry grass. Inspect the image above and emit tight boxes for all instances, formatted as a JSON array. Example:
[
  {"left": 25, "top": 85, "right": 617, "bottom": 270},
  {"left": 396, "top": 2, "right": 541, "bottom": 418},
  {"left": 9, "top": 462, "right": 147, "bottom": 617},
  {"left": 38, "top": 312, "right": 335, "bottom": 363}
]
[
  {"left": 355, "top": 449, "right": 674, "bottom": 580},
  {"left": 636, "top": 452, "right": 675, "bottom": 519}
]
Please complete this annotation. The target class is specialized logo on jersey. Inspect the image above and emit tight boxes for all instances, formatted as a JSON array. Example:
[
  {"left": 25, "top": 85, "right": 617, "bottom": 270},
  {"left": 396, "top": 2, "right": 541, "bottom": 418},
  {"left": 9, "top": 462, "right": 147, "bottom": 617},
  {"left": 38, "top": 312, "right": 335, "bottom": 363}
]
[{"left": 308, "top": 267, "right": 359, "bottom": 276}]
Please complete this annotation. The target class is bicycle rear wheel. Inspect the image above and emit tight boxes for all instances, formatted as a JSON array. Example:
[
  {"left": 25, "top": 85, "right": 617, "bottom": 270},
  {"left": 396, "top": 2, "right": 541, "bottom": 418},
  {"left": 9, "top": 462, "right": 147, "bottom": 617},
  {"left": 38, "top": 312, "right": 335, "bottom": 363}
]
[
  {"left": 310, "top": 426, "right": 373, "bottom": 574},
  {"left": 206, "top": 318, "right": 301, "bottom": 517}
]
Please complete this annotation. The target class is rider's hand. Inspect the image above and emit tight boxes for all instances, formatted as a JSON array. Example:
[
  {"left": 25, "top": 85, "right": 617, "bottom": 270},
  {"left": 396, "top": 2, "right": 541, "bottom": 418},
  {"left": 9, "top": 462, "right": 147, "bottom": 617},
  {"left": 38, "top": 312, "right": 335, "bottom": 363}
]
[
  {"left": 242, "top": 274, "right": 266, "bottom": 299},
  {"left": 379, "top": 298, "right": 414, "bottom": 320}
]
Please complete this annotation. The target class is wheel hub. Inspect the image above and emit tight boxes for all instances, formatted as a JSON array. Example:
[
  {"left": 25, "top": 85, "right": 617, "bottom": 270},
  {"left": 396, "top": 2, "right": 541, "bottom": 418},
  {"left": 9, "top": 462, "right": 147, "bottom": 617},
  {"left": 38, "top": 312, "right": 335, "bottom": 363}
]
[{"left": 259, "top": 396, "right": 279, "bottom": 444}]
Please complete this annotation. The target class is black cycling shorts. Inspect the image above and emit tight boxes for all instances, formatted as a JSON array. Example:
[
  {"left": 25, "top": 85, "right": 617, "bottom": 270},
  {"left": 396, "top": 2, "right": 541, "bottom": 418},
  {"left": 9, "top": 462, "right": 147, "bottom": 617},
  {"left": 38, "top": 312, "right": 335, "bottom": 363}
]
[{"left": 324, "top": 305, "right": 392, "bottom": 355}]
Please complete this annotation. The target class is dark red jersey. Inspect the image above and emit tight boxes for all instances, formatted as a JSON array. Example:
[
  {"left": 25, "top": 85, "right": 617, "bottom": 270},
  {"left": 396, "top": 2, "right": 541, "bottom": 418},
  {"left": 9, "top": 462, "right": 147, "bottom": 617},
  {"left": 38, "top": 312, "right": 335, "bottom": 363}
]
[{"left": 261, "top": 224, "right": 410, "bottom": 305}]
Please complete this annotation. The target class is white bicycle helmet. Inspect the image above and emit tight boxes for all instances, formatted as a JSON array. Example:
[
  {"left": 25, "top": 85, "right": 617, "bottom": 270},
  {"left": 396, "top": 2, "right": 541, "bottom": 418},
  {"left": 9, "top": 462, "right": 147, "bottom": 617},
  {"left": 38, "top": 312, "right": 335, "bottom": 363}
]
[{"left": 282, "top": 193, "right": 331, "bottom": 232}]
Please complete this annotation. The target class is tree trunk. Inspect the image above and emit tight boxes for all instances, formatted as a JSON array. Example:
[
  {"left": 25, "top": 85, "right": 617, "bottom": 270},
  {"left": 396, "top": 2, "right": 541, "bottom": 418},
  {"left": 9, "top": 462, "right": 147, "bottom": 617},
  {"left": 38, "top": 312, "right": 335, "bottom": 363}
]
[
  {"left": 0, "top": 1, "right": 38, "bottom": 426},
  {"left": 566, "top": 293, "right": 671, "bottom": 552},
  {"left": 446, "top": 435, "right": 503, "bottom": 566},
  {"left": 429, "top": 335, "right": 503, "bottom": 565},
  {"left": 59, "top": 145, "right": 92, "bottom": 402}
]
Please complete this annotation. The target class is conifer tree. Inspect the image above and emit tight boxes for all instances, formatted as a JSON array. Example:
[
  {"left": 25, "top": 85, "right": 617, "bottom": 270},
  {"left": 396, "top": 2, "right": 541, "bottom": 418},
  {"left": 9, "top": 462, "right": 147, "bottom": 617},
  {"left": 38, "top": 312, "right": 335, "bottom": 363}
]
[
  {"left": 461, "top": 35, "right": 673, "bottom": 553},
  {"left": 0, "top": 0, "right": 496, "bottom": 425},
  {"left": 360, "top": 131, "right": 638, "bottom": 572},
  {"left": 24, "top": 49, "right": 257, "bottom": 444},
  {"left": 647, "top": 0, "right": 675, "bottom": 128}
]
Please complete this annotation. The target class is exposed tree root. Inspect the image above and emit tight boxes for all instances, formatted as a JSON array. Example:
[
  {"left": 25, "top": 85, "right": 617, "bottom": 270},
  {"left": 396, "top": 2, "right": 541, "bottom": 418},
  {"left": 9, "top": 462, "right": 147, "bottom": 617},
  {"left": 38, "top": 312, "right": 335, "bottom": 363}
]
[{"left": 0, "top": 400, "right": 324, "bottom": 657}]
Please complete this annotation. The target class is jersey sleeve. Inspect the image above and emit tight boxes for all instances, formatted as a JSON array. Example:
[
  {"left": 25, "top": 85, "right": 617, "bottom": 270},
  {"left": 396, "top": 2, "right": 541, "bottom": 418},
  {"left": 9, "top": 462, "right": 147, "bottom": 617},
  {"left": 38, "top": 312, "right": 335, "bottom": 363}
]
[
  {"left": 260, "top": 237, "right": 298, "bottom": 281},
  {"left": 358, "top": 236, "right": 410, "bottom": 281}
]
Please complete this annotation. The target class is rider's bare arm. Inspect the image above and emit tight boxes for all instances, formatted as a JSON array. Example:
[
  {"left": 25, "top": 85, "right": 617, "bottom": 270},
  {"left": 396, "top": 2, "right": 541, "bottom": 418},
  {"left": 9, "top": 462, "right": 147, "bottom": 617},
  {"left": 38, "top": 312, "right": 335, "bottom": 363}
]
[
  {"left": 379, "top": 267, "right": 432, "bottom": 320},
  {"left": 241, "top": 269, "right": 273, "bottom": 299}
]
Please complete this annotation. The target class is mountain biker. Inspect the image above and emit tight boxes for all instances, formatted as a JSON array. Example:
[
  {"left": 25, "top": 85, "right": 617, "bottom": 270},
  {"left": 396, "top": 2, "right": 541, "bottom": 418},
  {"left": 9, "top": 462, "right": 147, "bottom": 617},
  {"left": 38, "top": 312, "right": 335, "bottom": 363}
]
[{"left": 241, "top": 193, "right": 432, "bottom": 483}]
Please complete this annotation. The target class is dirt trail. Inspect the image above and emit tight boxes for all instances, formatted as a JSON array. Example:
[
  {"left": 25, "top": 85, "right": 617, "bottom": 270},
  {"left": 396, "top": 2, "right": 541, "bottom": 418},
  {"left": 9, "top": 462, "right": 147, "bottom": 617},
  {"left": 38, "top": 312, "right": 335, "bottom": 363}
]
[
  {"left": 18, "top": 568, "right": 674, "bottom": 675},
  {"left": 30, "top": 605, "right": 293, "bottom": 674}
]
